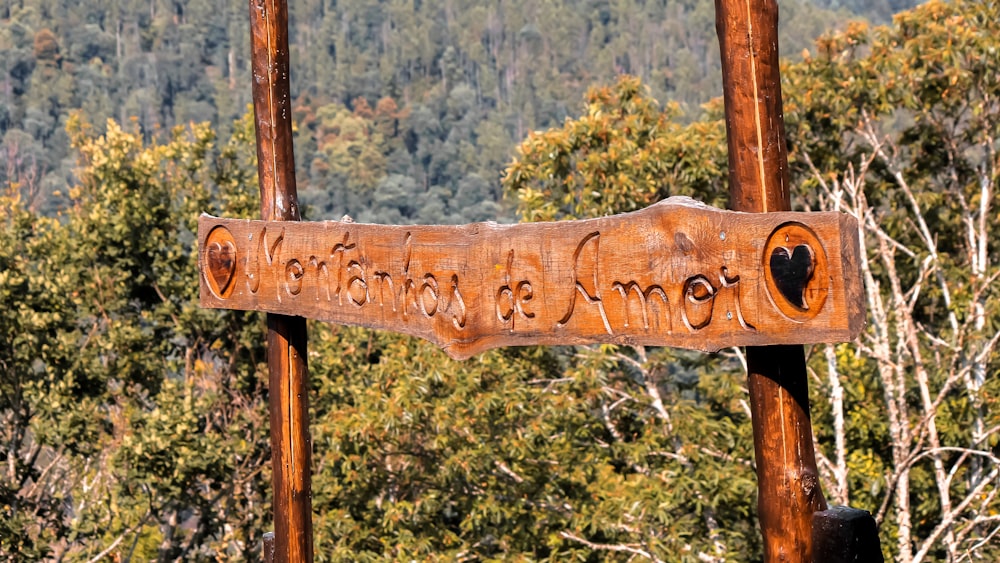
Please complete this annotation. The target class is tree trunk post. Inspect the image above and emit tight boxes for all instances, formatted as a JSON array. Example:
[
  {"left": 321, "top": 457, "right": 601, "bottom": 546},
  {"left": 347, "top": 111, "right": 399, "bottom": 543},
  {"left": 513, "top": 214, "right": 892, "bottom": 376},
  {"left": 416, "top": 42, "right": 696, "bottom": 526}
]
[
  {"left": 812, "top": 506, "right": 884, "bottom": 562},
  {"left": 715, "top": 0, "right": 827, "bottom": 560},
  {"left": 263, "top": 531, "right": 276, "bottom": 562},
  {"left": 249, "top": 0, "right": 314, "bottom": 561}
]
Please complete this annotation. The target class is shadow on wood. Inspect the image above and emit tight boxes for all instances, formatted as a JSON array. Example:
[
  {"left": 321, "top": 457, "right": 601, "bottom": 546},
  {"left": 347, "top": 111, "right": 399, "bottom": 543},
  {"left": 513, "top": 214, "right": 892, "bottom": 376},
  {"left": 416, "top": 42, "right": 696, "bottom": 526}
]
[
  {"left": 263, "top": 531, "right": 275, "bottom": 563},
  {"left": 812, "top": 506, "right": 884, "bottom": 563}
]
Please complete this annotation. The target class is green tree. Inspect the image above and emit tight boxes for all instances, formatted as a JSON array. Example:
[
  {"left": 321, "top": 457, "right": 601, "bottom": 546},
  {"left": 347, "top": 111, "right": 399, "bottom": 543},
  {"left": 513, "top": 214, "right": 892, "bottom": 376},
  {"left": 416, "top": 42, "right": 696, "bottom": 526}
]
[
  {"left": 306, "top": 331, "right": 759, "bottom": 561},
  {"left": 504, "top": 75, "right": 728, "bottom": 221},
  {"left": 0, "top": 0, "right": 895, "bottom": 219},
  {"left": 310, "top": 102, "right": 388, "bottom": 195},
  {"left": 782, "top": 2, "right": 1000, "bottom": 560},
  {"left": 496, "top": 74, "right": 758, "bottom": 561},
  {"left": 501, "top": 5, "right": 1000, "bottom": 553},
  {"left": 0, "top": 113, "right": 273, "bottom": 560},
  {"left": 6, "top": 2, "right": 992, "bottom": 560}
]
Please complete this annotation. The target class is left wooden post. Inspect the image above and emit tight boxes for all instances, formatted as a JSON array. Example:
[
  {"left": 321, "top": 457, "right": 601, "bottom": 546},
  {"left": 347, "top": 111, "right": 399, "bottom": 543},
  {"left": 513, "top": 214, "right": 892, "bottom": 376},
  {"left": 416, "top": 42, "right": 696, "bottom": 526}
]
[{"left": 248, "top": 0, "right": 314, "bottom": 561}]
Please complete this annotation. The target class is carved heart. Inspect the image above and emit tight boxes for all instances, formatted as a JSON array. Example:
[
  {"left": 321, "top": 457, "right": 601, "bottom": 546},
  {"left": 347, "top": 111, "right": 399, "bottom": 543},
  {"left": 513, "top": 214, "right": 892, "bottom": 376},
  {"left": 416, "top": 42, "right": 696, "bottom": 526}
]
[
  {"left": 207, "top": 240, "right": 237, "bottom": 296},
  {"left": 769, "top": 244, "right": 815, "bottom": 309}
]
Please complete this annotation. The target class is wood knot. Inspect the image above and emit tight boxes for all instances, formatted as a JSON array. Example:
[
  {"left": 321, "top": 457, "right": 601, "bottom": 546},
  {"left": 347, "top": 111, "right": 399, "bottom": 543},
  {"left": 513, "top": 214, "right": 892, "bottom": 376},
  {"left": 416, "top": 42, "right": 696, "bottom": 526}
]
[{"left": 674, "top": 232, "right": 695, "bottom": 255}]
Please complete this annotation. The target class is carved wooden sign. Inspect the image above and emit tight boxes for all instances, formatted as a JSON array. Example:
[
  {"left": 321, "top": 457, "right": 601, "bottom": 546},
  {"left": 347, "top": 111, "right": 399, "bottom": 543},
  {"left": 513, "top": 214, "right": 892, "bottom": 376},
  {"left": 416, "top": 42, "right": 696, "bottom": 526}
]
[{"left": 199, "top": 197, "right": 864, "bottom": 359}]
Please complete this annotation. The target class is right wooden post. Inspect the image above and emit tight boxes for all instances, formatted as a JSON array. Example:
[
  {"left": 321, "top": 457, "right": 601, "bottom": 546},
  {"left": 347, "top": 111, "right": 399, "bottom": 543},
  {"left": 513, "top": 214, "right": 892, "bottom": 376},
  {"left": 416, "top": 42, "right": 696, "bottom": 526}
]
[
  {"left": 716, "top": 1, "right": 883, "bottom": 561},
  {"left": 715, "top": 0, "right": 826, "bottom": 560}
]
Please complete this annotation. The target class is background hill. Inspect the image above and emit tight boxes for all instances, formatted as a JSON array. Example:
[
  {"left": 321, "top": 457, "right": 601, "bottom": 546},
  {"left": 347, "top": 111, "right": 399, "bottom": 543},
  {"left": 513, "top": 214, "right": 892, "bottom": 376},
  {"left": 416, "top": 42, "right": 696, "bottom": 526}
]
[{"left": 1, "top": 0, "right": 920, "bottom": 222}]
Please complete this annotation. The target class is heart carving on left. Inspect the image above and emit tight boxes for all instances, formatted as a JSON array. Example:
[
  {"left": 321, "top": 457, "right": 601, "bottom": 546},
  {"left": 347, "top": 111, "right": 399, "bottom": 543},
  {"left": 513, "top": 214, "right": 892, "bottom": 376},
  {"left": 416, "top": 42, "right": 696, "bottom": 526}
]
[{"left": 205, "top": 227, "right": 238, "bottom": 298}]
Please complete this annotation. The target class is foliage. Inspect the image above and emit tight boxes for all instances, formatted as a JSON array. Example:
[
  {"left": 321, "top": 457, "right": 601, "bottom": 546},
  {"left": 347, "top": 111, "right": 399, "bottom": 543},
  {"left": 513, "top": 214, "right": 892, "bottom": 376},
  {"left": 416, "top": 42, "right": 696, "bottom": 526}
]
[
  {"left": 503, "top": 75, "right": 727, "bottom": 221},
  {"left": 0, "top": 96, "right": 752, "bottom": 562},
  {"left": 0, "top": 183, "right": 69, "bottom": 560},
  {"left": 307, "top": 330, "right": 758, "bottom": 561},
  {"left": 0, "top": 114, "right": 273, "bottom": 560},
  {"left": 782, "top": 1, "right": 1000, "bottom": 560},
  {"left": 0, "top": 0, "right": 891, "bottom": 220},
  {"left": 499, "top": 74, "right": 757, "bottom": 560},
  {"left": 4, "top": 1, "right": 997, "bottom": 561}
]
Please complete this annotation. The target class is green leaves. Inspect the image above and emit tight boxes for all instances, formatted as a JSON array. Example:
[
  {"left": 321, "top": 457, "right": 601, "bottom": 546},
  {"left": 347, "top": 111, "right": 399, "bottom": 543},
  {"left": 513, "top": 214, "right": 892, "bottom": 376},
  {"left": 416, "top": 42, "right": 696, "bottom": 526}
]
[
  {"left": 6, "top": 2, "right": 997, "bottom": 559},
  {"left": 503, "top": 75, "right": 729, "bottom": 222},
  {"left": 785, "top": 2, "right": 1000, "bottom": 560},
  {"left": 306, "top": 324, "right": 759, "bottom": 561},
  {"left": 0, "top": 113, "right": 273, "bottom": 560}
]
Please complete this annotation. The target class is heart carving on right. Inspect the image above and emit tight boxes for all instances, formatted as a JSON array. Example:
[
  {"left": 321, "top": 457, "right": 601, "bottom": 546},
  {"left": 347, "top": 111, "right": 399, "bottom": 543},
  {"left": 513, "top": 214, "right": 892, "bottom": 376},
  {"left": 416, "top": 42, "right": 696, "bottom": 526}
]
[
  {"left": 762, "top": 222, "right": 830, "bottom": 322},
  {"left": 769, "top": 245, "right": 815, "bottom": 309}
]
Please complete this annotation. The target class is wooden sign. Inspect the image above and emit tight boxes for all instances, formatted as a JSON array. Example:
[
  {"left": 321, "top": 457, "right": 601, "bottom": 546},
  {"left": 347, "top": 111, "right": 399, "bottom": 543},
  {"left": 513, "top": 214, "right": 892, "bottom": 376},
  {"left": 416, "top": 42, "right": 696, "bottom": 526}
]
[{"left": 199, "top": 197, "right": 863, "bottom": 360}]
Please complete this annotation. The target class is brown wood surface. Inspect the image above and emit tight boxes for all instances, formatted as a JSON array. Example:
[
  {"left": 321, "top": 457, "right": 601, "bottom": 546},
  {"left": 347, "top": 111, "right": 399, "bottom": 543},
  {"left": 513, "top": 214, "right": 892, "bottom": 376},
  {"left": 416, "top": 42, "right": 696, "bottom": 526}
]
[
  {"left": 199, "top": 197, "right": 863, "bottom": 360},
  {"left": 812, "top": 507, "right": 884, "bottom": 562},
  {"left": 248, "top": 0, "right": 313, "bottom": 561},
  {"left": 716, "top": 0, "right": 831, "bottom": 560},
  {"left": 263, "top": 532, "right": 275, "bottom": 563}
]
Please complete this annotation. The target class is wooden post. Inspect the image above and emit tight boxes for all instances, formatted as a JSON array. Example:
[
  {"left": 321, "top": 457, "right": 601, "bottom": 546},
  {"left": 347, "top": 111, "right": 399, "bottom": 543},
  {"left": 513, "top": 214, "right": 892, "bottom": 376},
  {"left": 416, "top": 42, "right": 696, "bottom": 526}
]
[
  {"left": 249, "top": 0, "right": 314, "bottom": 561},
  {"left": 812, "top": 507, "right": 884, "bottom": 563},
  {"left": 263, "top": 532, "right": 276, "bottom": 563},
  {"left": 715, "top": 0, "right": 827, "bottom": 560}
]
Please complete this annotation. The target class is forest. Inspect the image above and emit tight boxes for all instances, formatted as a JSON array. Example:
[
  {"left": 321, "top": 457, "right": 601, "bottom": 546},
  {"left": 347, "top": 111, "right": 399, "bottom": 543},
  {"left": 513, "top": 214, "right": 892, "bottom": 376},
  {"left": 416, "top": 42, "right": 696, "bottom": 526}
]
[
  {"left": 4, "top": 0, "right": 999, "bottom": 561},
  {"left": 3, "top": 0, "right": 916, "bottom": 223}
]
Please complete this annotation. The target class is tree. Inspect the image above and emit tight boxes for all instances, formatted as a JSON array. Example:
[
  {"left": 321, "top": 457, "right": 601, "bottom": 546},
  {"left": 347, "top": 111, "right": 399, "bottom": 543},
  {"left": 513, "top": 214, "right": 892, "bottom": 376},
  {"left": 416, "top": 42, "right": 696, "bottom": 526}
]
[
  {"left": 498, "top": 74, "right": 758, "bottom": 561},
  {"left": 0, "top": 0, "right": 892, "bottom": 220},
  {"left": 0, "top": 113, "right": 274, "bottom": 561},
  {"left": 309, "top": 102, "right": 387, "bottom": 196},
  {"left": 6, "top": 2, "right": 996, "bottom": 560},
  {"left": 782, "top": 2, "right": 1000, "bottom": 560},
  {"left": 502, "top": 3, "right": 1000, "bottom": 553},
  {"left": 503, "top": 75, "right": 728, "bottom": 222}
]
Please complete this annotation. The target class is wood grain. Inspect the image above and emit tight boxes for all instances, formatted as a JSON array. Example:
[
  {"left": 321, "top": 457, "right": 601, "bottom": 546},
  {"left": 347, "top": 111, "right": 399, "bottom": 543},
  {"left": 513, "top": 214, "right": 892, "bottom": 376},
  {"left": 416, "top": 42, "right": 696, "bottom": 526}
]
[
  {"left": 716, "top": 0, "right": 836, "bottom": 560},
  {"left": 199, "top": 197, "right": 864, "bottom": 360},
  {"left": 248, "top": 0, "right": 313, "bottom": 561}
]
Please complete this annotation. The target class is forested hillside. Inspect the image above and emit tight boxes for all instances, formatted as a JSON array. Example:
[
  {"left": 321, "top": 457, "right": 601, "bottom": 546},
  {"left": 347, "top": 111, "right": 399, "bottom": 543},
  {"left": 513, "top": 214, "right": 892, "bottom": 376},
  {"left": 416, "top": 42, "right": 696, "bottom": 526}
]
[{"left": 2, "top": 0, "right": 918, "bottom": 223}]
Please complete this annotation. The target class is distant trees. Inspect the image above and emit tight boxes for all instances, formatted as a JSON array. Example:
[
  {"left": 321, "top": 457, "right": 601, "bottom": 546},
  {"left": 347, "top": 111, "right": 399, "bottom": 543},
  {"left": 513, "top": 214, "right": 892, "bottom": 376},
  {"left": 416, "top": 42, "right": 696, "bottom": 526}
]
[
  {"left": 0, "top": 0, "right": 881, "bottom": 222},
  {"left": 812, "top": 0, "right": 922, "bottom": 23}
]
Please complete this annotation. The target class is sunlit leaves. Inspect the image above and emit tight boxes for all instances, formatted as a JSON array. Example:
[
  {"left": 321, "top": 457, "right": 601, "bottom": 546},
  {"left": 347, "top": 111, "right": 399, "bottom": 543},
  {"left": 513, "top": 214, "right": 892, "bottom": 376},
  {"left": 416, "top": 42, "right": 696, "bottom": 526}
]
[
  {"left": 503, "top": 75, "right": 728, "bottom": 222},
  {"left": 786, "top": 2, "right": 1000, "bottom": 560},
  {"left": 0, "top": 113, "right": 273, "bottom": 560}
]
